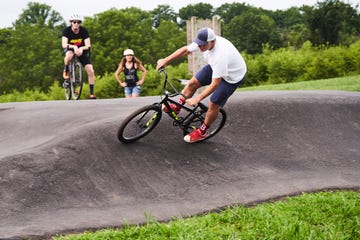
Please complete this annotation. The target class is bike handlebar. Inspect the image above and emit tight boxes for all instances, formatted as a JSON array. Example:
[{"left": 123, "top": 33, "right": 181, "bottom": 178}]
[{"left": 158, "top": 67, "right": 185, "bottom": 98}]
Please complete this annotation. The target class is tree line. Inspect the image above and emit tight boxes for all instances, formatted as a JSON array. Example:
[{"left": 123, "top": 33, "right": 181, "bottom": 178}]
[{"left": 0, "top": 0, "right": 359, "bottom": 98}]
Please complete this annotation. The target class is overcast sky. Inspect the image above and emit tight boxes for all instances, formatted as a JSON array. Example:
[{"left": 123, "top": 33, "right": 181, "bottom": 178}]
[{"left": 1, "top": 0, "right": 359, "bottom": 28}]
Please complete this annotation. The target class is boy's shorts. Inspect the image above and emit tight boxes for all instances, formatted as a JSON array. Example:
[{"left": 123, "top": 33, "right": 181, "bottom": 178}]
[{"left": 195, "top": 64, "right": 243, "bottom": 107}]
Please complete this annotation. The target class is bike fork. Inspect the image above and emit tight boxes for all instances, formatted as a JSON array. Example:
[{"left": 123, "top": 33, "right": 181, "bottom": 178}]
[{"left": 145, "top": 112, "right": 158, "bottom": 127}]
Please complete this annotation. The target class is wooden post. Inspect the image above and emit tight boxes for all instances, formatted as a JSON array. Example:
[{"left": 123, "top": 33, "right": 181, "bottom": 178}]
[{"left": 186, "top": 16, "right": 221, "bottom": 75}]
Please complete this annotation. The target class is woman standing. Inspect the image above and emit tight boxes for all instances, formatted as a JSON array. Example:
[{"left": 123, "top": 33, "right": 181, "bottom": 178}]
[{"left": 115, "top": 49, "right": 147, "bottom": 98}]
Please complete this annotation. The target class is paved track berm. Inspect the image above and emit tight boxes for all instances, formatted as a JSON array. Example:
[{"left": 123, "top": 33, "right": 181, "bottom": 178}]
[{"left": 0, "top": 91, "right": 359, "bottom": 239}]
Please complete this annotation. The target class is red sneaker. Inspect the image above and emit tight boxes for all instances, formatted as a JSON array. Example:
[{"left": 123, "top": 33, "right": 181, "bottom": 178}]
[
  {"left": 184, "top": 129, "right": 207, "bottom": 143},
  {"left": 162, "top": 103, "right": 181, "bottom": 114}
]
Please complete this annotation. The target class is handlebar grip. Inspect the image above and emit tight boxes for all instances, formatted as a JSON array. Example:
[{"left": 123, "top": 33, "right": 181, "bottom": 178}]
[{"left": 157, "top": 67, "right": 166, "bottom": 73}]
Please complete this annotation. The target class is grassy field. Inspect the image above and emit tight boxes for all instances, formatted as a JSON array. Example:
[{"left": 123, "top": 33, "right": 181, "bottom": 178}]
[
  {"left": 53, "top": 76, "right": 360, "bottom": 239},
  {"left": 54, "top": 191, "right": 359, "bottom": 240},
  {"left": 238, "top": 75, "right": 360, "bottom": 92}
]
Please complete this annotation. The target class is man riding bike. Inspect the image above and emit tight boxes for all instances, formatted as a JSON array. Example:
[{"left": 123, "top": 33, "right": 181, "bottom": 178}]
[
  {"left": 156, "top": 27, "right": 247, "bottom": 143},
  {"left": 62, "top": 13, "right": 96, "bottom": 99}
]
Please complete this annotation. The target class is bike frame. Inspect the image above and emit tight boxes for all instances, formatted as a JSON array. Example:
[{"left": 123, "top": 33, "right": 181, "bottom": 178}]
[{"left": 157, "top": 68, "right": 207, "bottom": 133}]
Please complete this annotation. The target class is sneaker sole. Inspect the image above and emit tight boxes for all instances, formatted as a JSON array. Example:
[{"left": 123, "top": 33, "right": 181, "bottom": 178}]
[{"left": 183, "top": 135, "right": 206, "bottom": 143}]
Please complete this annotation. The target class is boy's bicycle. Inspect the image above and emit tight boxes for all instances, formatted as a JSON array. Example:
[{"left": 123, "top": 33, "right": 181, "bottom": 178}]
[
  {"left": 64, "top": 54, "right": 83, "bottom": 100},
  {"left": 117, "top": 68, "right": 227, "bottom": 143},
  {"left": 64, "top": 55, "right": 83, "bottom": 100}
]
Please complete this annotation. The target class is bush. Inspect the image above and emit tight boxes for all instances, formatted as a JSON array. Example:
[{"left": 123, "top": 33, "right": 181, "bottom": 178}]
[
  {"left": 2, "top": 40, "right": 360, "bottom": 102},
  {"left": 244, "top": 39, "right": 360, "bottom": 86}
]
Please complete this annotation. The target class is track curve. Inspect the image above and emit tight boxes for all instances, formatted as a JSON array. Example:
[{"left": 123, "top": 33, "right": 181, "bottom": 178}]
[{"left": 0, "top": 91, "right": 359, "bottom": 239}]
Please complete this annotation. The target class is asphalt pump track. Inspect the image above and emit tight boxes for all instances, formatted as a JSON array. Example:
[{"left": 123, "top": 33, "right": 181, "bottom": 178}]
[{"left": 0, "top": 91, "right": 359, "bottom": 239}]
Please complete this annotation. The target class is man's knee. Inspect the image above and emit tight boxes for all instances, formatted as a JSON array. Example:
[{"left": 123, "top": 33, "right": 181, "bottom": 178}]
[
  {"left": 209, "top": 101, "right": 220, "bottom": 111},
  {"left": 85, "top": 65, "right": 94, "bottom": 74},
  {"left": 187, "top": 77, "right": 201, "bottom": 89}
]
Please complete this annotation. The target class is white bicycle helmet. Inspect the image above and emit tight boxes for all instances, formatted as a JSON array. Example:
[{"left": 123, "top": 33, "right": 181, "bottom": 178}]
[
  {"left": 69, "top": 13, "right": 83, "bottom": 22},
  {"left": 123, "top": 49, "right": 134, "bottom": 56}
]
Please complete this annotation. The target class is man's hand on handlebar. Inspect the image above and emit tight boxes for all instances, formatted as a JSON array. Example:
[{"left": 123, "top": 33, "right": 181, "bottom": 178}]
[
  {"left": 185, "top": 97, "right": 200, "bottom": 107},
  {"left": 156, "top": 59, "right": 167, "bottom": 71}
]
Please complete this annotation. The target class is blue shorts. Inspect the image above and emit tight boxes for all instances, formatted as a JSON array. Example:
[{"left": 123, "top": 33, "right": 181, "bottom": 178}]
[
  {"left": 124, "top": 85, "right": 141, "bottom": 96},
  {"left": 195, "top": 64, "right": 242, "bottom": 107}
]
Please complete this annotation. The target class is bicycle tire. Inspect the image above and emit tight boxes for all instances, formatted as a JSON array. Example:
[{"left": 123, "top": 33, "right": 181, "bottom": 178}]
[
  {"left": 184, "top": 105, "right": 227, "bottom": 142},
  {"left": 117, "top": 104, "right": 162, "bottom": 143},
  {"left": 71, "top": 60, "right": 83, "bottom": 100},
  {"left": 64, "top": 77, "right": 72, "bottom": 100}
]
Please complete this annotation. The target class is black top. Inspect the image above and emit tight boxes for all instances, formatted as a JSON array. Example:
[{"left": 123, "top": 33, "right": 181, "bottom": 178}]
[
  {"left": 124, "top": 63, "right": 139, "bottom": 87},
  {"left": 62, "top": 26, "right": 89, "bottom": 48}
]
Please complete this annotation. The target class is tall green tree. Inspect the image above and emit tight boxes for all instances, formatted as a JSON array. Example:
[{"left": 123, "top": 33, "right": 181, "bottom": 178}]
[
  {"left": 150, "top": 20, "right": 187, "bottom": 63},
  {"left": 14, "top": 2, "right": 65, "bottom": 30},
  {"left": 85, "top": 8, "right": 155, "bottom": 75},
  {"left": 151, "top": 4, "right": 178, "bottom": 28},
  {"left": 269, "top": 7, "right": 310, "bottom": 48},
  {"left": 309, "top": 0, "right": 360, "bottom": 45},
  {"left": 178, "top": 3, "right": 214, "bottom": 22},
  {"left": 0, "top": 25, "right": 61, "bottom": 93},
  {"left": 224, "top": 11, "right": 281, "bottom": 54},
  {"left": 214, "top": 2, "right": 252, "bottom": 24},
  {"left": 0, "top": 3, "right": 63, "bottom": 94}
]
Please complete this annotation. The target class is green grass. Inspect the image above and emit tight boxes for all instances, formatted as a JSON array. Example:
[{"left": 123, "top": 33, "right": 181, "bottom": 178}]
[
  {"left": 54, "top": 190, "right": 360, "bottom": 240},
  {"left": 238, "top": 75, "right": 360, "bottom": 92}
]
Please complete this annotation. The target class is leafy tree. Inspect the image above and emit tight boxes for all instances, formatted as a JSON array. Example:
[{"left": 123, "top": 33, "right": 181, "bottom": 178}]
[
  {"left": 14, "top": 2, "right": 65, "bottom": 30},
  {"left": 224, "top": 11, "right": 281, "bottom": 54},
  {"left": 2, "top": 0, "right": 360, "bottom": 97},
  {"left": 0, "top": 25, "right": 61, "bottom": 93},
  {"left": 150, "top": 20, "right": 187, "bottom": 64},
  {"left": 309, "top": 0, "right": 360, "bottom": 45},
  {"left": 0, "top": 3, "right": 63, "bottom": 94},
  {"left": 286, "top": 23, "right": 312, "bottom": 48},
  {"left": 270, "top": 7, "right": 306, "bottom": 28},
  {"left": 86, "top": 8, "right": 154, "bottom": 75},
  {"left": 86, "top": 7, "right": 186, "bottom": 76},
  {"left": 214, "top": 2, "right": 253, "bottom": 24},
  {"left": 151, "top": 4, "right": 178, "bottom": 28},
  {"left": 179, "top": 3, "right": 214, "bottom": 22},
  {"left": 268, "top": 7, "right": 311, "bottom": 48}
]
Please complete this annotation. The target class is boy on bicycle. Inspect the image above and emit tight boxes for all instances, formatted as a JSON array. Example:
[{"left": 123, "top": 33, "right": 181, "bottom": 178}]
[
  {"left": 62, "top": 13, "right": 96, "bottom": 99},
  {"left": 156, "top": 27, "right": 247, "bottom": 143}
]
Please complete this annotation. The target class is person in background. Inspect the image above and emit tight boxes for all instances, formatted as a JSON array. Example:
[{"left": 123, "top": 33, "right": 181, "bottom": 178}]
[
  {"left": 156, "top": 27, "right": 247, "bottom": 143},
  {"left": 115, "top": 49, "right": 147, "bottom": 98},
  {"left": 62, "top": 13, "right": 96, "bottom": 99}
]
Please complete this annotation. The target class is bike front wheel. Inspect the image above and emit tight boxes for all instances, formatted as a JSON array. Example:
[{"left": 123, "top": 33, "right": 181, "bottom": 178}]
[
  {"left": 117, "top": 104, "right": 162, "bottom": 143},
  {"left": 64, "top": 77, "right": 71, "bottom": 100},
  {"left": 71, "top": 61, "right": 83, "bottom": 100}
]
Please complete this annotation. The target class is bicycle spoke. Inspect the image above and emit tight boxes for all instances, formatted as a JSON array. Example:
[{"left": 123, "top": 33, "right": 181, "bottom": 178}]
[{"left": 118, "top": 105, "right": 162, "bottom": 143}]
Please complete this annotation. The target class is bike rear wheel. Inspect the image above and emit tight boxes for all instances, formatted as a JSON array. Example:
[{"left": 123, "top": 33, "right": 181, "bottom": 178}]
[
  {"left": 184, "top": 104, "right": 227, "bottom": 142},
  {"left": 71, "top": 60, "right": 83, "bottom": 100},
  {"left": 117, "top": 104, "right": 162, "bottom": 143}
]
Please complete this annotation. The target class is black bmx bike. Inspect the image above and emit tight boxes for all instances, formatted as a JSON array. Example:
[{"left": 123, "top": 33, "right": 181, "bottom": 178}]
[
  {"left": 117, "top": 68, "right": 227, "bottom": 143},
  {"left": 64, "top": 55, "right": 83, "bottom": 100}
]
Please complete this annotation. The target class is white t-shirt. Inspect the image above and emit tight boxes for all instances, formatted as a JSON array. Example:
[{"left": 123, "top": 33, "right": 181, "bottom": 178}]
[{"left": 187, "top": 36, "right": 247, "bottom": 84}]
